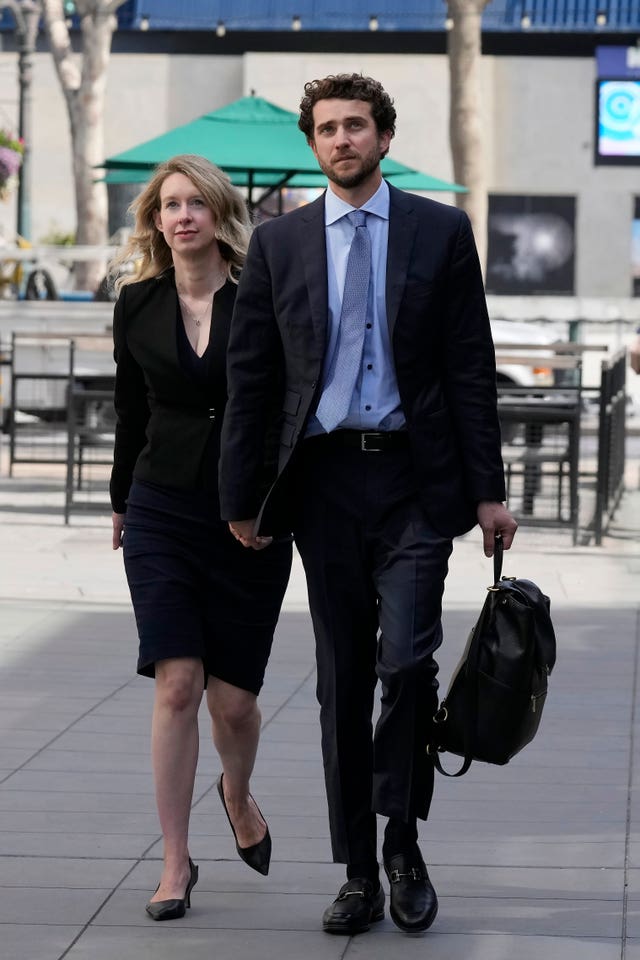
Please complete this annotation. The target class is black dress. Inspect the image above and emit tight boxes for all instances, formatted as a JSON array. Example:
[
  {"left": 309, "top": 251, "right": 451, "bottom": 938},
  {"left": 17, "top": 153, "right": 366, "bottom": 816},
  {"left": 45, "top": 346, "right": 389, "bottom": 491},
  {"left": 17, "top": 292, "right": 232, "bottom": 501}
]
[{"left": 110, "top": 273, "right": 292, "bottom": 693}]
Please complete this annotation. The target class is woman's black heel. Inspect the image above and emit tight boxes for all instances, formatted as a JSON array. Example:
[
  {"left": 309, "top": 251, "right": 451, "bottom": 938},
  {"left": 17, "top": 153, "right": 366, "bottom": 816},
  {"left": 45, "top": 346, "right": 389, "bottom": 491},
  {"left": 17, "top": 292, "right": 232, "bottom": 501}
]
[
  {"left": 145, "top": 858, "right": 199, "bottom": 921},
  {"left": 217, "top": 774, "right": 272, "bottom": 876}
]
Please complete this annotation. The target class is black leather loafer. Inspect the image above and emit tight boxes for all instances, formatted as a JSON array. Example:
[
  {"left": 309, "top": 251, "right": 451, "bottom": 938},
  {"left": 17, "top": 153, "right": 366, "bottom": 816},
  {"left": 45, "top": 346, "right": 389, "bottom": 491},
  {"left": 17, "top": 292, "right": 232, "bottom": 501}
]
[
  {"left": 384, "top": 851, "right": 437, "bottom": 933},
  {"left": 322, "top": 877, "right": 385, "bottom": 935}
]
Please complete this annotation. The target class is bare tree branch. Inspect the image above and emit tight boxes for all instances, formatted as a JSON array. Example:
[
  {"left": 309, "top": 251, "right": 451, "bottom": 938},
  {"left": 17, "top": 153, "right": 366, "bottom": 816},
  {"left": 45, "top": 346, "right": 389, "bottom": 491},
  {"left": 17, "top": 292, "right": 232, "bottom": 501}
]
[
  {"left": 0, "top": 0, "right": 42, "bottom": 35},
  {"left": 103, "top": 0, "right": 126, "bottom": 14},
  {"left": 447, "top": 0, "right": 492, "bottom": 271},
  {"left": 41, "top": 0, "right": 126, "bottom": 289},
  {"left": 42, "top": 0, "right": 81, "bottom": 93}
]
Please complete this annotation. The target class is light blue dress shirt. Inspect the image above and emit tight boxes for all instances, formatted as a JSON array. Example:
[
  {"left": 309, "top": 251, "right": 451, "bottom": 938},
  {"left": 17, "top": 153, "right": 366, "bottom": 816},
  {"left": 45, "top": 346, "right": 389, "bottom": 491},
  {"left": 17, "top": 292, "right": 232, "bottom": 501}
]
[{"left": 306, "top": 179, "right": 406, "bottom": 437}]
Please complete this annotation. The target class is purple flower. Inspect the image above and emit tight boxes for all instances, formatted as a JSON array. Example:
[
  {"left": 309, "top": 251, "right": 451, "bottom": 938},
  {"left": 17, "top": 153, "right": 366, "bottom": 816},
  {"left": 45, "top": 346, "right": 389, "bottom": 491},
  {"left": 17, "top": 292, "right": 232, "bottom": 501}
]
[{"left": 0, "top": 146, "right": 22, "bottom": 179}]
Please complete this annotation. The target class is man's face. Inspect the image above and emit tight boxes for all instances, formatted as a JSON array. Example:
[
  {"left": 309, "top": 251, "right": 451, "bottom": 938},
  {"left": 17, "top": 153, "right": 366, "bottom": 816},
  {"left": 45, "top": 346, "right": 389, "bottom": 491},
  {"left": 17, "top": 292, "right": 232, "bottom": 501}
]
[{"left": 309, "top": 99, "right": 391, "bottom": 191}]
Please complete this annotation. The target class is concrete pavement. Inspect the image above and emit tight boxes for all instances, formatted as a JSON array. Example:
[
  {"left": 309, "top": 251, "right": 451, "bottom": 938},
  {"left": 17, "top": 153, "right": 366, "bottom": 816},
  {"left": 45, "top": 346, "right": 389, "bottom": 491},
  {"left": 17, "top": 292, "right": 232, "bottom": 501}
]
[{"left": 0, "top": 455, "right": 639, "bottom": 960}]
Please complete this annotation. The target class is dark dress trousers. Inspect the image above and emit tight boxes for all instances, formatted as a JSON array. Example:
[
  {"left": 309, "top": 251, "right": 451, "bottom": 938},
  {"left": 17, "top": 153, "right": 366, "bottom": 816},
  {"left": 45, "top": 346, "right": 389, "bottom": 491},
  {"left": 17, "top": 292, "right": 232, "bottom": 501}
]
[{"left": 219, "top": 185, "right": 506, "bottom": 864}]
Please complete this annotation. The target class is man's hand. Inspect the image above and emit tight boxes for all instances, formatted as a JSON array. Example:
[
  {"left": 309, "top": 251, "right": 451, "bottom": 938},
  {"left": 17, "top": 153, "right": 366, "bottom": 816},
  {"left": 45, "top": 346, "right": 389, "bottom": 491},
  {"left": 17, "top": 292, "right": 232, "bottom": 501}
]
[
  {"left": 112, "top": 512, "right": 125, "bottom": 550},
  {"left": 228, "top": 519, "right": 273, "bottom": 551},
  {"left": 476, "top": 501, "right": 518, "bottom": 557}
]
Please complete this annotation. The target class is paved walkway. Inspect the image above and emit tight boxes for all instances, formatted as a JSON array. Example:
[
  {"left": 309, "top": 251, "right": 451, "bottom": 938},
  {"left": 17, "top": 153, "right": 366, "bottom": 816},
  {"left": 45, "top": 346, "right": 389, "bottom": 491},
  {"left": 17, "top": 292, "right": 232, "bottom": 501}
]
[{"left": 0, "top": 457, "right": 639, "bottom": 960}]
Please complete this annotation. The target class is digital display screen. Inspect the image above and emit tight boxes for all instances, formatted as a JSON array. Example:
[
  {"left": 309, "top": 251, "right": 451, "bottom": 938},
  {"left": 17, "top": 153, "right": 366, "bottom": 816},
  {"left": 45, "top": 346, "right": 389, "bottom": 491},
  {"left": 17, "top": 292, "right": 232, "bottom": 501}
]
[
  {"left": 596, "top": 79, "right": 640, "bottom": 164},
  {"left": 633, "top": 197, "right": 640, "bottom": 297}
]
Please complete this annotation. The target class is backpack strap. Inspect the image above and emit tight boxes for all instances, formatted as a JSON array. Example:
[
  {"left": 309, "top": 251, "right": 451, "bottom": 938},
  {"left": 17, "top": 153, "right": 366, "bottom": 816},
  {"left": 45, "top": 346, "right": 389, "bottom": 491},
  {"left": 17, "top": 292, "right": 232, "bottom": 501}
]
[
  {"left": 493, "top": 533, "right": 504, "bottom": 584},
  {"left": 430, "top": 743, "right": 473, "bottom": 777}
]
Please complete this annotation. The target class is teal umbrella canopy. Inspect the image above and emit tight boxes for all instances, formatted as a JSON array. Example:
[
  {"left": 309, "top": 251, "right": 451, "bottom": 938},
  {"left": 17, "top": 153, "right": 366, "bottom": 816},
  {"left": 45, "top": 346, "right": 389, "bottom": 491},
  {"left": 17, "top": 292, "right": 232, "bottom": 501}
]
[
  {"left": 105, "top": 97, "right": 317, "bottom": 177},
  {"left": 280, "top": 169, "right": 467, "bottom": 193},
  {"left": 102, "top": 166, "right": 467, "bottom": 194},
  {"left": 102, "top": 95, "right": 466, "bottom": 197}
]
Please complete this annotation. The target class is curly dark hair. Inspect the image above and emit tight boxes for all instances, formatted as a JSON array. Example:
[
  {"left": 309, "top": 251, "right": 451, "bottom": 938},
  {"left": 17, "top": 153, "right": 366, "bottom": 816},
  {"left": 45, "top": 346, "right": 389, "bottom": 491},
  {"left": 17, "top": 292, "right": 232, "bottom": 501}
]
[{"left": 298, "top": 74, "right": 396, "bottom": 141}]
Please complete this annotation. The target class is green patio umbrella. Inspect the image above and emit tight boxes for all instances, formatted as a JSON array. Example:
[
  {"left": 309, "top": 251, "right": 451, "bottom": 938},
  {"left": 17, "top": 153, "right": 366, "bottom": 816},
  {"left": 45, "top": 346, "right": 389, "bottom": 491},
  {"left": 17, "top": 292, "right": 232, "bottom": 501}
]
[{"left": 101, "top": 95, "right": 466, "bottom": 204}]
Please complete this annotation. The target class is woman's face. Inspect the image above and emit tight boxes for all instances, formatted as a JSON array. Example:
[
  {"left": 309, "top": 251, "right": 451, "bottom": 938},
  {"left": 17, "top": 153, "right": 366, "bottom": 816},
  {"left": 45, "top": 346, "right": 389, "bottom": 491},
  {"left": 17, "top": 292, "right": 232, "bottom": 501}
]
[{"left": 153, "top": 172, "right": 217, "bottom": 256}]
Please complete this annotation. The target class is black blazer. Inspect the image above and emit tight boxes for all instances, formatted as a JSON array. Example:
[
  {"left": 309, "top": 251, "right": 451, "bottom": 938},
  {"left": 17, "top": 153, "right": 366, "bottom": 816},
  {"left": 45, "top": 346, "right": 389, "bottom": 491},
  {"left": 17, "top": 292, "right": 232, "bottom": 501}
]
[
  {"left": 109, "top": 272, "right": 232, "bottom": 514},
  {"left": 219, "top": 184, "right": 506, "bottom": 539}
]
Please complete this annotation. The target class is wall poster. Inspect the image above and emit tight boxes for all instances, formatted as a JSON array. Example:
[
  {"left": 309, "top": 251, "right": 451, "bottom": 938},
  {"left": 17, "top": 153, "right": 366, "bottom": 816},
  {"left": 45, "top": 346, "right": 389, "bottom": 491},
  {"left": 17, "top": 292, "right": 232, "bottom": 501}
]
[{"left": 486, "top": 194, "right": 576, "bottom": 296}]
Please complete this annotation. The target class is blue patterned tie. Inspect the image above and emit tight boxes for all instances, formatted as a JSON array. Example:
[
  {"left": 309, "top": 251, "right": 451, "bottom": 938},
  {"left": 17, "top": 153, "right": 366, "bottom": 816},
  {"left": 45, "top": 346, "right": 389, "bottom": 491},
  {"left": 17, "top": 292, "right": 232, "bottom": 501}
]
[{"left": 316, "top": 210, "right": 371, "bottom": 433}]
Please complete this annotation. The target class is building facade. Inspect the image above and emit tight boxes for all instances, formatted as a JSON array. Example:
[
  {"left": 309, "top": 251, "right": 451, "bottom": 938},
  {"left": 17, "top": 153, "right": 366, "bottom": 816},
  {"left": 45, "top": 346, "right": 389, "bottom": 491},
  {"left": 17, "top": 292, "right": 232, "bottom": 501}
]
[{"left": 0, "top": 2, "right": 639, "bottom": 299}]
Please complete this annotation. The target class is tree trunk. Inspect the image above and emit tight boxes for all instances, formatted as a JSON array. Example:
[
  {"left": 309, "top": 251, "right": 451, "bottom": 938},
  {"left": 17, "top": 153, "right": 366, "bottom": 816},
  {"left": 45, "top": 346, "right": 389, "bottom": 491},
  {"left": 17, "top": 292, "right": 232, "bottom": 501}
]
[
  {"left": 42, "top": 0, "right": 122, "bottom": 291},
  {"left": 447, "top": 0, "right": 491, "bottom": 272}
]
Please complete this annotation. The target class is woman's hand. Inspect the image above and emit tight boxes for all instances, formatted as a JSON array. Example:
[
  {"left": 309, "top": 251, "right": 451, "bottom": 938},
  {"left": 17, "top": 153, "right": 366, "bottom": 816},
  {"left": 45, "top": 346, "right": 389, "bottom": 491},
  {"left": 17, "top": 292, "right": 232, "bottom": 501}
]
[
  {"left": 228, "top": 519, "right": 273, "bottom": 551},
  {"left": 112, "top": 512, "right": 125, "bottom": 550}
]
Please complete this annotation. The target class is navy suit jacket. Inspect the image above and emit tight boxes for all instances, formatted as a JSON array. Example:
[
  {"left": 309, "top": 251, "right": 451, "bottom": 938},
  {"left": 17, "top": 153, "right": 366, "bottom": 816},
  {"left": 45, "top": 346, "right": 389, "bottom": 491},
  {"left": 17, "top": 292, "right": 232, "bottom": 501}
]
[{"left": 219, "top": 183, "right": 506, "bottom": 539}]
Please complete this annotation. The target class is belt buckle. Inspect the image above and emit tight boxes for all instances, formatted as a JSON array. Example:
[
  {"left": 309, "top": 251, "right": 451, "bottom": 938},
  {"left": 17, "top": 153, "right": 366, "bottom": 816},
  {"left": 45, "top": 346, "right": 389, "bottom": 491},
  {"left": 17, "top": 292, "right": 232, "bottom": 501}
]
[{"left": 361, "top": 432, "right": 383, "bottom": 452}]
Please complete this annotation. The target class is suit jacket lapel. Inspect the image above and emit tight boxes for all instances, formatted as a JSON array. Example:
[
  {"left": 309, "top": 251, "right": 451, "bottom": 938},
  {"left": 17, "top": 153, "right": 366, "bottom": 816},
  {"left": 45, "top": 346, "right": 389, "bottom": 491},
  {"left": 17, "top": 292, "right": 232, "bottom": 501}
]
[
  {"left": 386, "top": 184, "right": 418, "bottom": 341},
  {"left": 158, "top": 276, "right": 187, "bottom": 377},
  {"left": 157, "top": 272, "right": 221, "bottom": 384},
  {"left": 139, "top": 274, "right": 192, "bottom": 383},
  {"left": 298, "top": 193, "right": 329, "bottom": 356}
]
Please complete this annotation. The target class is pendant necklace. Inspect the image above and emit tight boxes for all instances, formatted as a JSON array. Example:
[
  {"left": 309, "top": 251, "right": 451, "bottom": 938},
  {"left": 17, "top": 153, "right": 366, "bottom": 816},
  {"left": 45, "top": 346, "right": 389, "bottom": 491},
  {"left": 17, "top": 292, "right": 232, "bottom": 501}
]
[
  {"left": 177, "top": 271, "right": 226, "bottom": 326},
  {"left": 178, "top": 294, "right": 213, "bottom": 327}
]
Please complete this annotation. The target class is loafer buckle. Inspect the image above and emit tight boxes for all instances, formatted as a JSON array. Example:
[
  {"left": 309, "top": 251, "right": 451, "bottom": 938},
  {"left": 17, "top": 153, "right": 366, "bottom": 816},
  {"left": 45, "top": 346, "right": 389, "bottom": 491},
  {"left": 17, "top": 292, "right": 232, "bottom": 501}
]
[{"left": 389, "top": 867, "right": 423, "bottom": 883}]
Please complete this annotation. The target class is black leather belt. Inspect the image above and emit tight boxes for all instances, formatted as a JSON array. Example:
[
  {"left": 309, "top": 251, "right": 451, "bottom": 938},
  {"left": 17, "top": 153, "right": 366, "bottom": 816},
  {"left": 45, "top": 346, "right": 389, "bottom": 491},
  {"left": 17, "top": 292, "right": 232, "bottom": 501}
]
[{"left": 309, "top": 430, "right": 409, "bottom": 453}]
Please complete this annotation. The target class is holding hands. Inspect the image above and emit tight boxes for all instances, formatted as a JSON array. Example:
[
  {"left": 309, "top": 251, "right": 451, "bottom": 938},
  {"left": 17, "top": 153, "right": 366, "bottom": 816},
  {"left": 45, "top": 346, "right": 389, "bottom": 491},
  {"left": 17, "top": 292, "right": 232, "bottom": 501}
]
[
  {"left": 228, "top": 519, "right": 273, "bottom": 551},
  {"left": 112, "top": 512, "right": 125, "bottom": 550}
]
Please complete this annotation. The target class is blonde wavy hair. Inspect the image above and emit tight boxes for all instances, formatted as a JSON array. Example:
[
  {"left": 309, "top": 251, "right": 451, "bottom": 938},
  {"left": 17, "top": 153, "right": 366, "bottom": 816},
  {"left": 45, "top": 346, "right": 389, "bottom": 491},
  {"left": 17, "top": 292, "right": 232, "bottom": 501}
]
[{"left": 111, "top": 154, "right": 251, "bottom": 291}]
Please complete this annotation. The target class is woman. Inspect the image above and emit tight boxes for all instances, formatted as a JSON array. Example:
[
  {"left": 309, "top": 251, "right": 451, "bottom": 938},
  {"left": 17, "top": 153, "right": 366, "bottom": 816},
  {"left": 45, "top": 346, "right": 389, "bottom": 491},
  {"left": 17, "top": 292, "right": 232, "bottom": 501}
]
[{"left": 109, "top": 155, "right": 292, "bottom": 921}]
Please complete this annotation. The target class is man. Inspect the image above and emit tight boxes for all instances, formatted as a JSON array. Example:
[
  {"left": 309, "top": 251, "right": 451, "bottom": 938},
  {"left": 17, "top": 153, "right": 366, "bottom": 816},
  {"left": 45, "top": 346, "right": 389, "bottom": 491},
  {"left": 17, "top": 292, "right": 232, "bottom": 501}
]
[{"left": 219, "top": 74, "right": 517, "bottom": 936}]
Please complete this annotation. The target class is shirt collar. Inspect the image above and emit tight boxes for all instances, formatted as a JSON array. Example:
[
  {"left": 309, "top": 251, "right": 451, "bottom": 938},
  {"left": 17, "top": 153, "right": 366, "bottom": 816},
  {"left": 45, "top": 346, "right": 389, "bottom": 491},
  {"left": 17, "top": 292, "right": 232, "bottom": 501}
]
[{"left": 324, "top": 178, "right": 390, "bottom": 226}]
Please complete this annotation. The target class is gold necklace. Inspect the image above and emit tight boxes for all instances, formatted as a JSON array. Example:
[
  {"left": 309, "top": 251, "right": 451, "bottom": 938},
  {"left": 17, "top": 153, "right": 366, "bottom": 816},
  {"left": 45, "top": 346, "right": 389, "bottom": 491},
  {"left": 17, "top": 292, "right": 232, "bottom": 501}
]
[
  {"left": 178, "top": 293, "right": 213, "bottom": 327},
  {"left": 177, "top": 272, "right": 226, "bottom": 327}
]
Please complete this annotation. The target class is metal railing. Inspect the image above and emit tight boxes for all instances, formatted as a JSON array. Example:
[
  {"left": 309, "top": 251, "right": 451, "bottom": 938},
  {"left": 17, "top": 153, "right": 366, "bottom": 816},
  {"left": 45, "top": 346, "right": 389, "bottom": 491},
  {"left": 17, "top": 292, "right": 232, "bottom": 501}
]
[
  {"left": 498, "top": 378, "right": 582, "bottom": 544},
  {"left": 495, "top": 341, "right": 632, "bottom": 545},
  {"left": 6, "top": 332, "right": 114, "bottom": 475},
  {"left": 64, "top": 382, "right": 115, "bottom": 525},
  {"left": 592, "top": 349, "right": 627, "bottom": 545},
  {"left": 2, "top": 332, "right": 633, "bottom": 539}
]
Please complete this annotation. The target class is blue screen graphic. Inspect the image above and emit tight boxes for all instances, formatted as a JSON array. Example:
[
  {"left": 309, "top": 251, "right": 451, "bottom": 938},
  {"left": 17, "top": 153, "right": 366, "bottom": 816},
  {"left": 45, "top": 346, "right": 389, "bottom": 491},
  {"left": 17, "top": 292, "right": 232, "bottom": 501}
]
[{"left": 598, "top": 80, "right": 640, "bottom": 158}]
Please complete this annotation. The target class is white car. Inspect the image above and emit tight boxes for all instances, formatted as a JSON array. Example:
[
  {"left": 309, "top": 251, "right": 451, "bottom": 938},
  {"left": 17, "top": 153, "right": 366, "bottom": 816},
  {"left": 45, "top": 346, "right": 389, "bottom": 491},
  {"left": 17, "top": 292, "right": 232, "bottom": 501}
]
[{"left": 491, "top": 318, "right": 555, "bottom": 388}]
